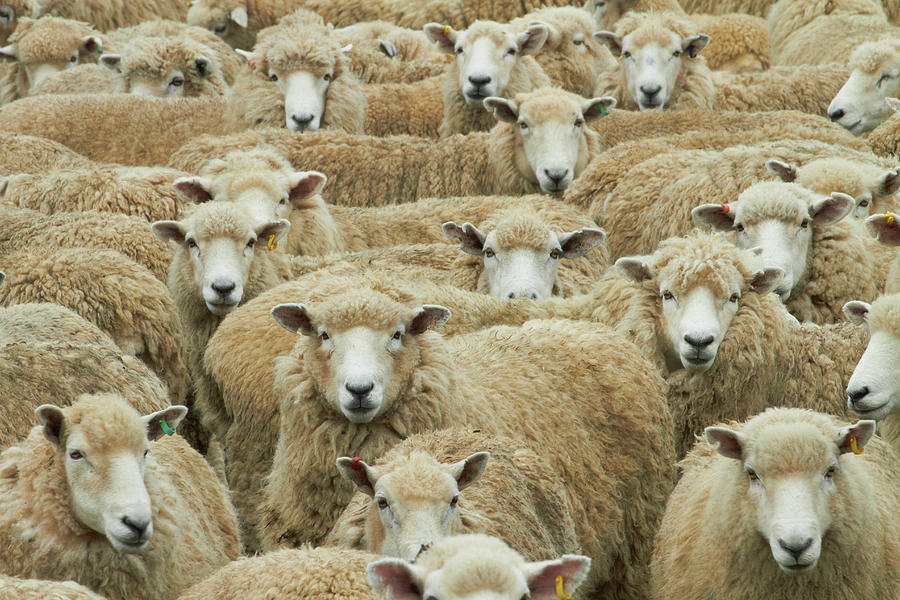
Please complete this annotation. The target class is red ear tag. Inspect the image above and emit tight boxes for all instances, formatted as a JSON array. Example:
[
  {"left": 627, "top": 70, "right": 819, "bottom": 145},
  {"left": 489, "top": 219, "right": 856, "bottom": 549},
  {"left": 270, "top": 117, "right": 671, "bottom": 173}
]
[
  {"left": 351, "top": 456, "right": 363, "bottom": 471},
  {"left": 719, "top": 204, "right": 730, "bottom": 214},
  {"left": 248, "top": 57, "right": 258, "bottom": 69}
]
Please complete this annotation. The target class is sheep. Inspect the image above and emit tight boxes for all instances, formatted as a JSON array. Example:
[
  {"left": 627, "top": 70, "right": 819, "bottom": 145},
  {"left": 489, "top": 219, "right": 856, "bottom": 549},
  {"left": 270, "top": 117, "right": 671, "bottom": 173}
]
[
  {"left": 170, "top": 89, "right": 615, "bottom": 202},
  {"left": 0, "top": 575, "right": 107, "bottom": 600},
  {"left": 843, "top": 293, "right": 900, "bottom": 456},
  {"left": 424, "top": 20, "right": 552, "bottom": 138},
  {"left": 864, "top": 210, "right": 900, "bottom": 293},
  {"left": 368, "top": 534, "right": 592, "bottom": 600},
  {"left": 0, "top": 246, "right": 190, "bottom": 405},
  {"left": 866, "top": 96, "right": 900, "bottom": 156},
  {"left": 179, "top": 547, "right": 382, "bottom": 600},
  {"left": 151, "top": 201, "right": 292, "bottom": 443},
  {"left": 711, "top": 63, "right": 851, "bottom": 115},
  {"left": 32, "top": 0, "right": 187, "bottom": 32},
  {"left": 0, "top": 132, "right": 92, "bottom": 173},
  {"left": 692, "top": 181, "right": 893, "bottom": 323},
  {"left": 828, "top": 38, "right": 900, "bottom": 135},
  {"left": 0, "top": 207, "right": 173, "bottom": 281},
  {"left": 0, "top": 393, "right": 240, "bottom": 600},
  {"left": 0, "top": 165, "right": 187, "bottom": 222},
  {"left": 0, "top": 16, "right": 103, "bottom": 104},
  {"left": 26, "top": 63, "right": 122, "bottom": 96},
  {"left": 326, "top": 428, "right": 580, "bottom": 563},
  {"left": 0, "top": 0, "right": 36, "bottom": 46},
  {"left": 186, "top": 0, "right": 308, "bottom": 51},
  {"left": 651, "top": 408, "right": 900, "bottom": 599},
  {"left": 676, "top": 0, "right": 778, "bottom": 15}
]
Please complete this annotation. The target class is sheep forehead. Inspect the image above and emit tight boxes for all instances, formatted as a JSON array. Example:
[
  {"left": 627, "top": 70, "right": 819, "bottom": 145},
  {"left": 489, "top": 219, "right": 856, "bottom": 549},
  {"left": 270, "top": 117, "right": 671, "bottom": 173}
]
[
  {"left": 377, "top": 452, "right": 459, "bottom": 501},
  {"left": 742, "top": 420, "right": 836, "bottom": 477},
  {"left": 257, "top": 25, "right": 339, "bottom": 73},
  {"left": 304, "top": 290, "right": 409, "bottom": 334},
  {"left": 849, "top": 39, "right": 900, "bottom": 74},
  {"left": 421, "top": 538, "right": 527, "bottom": 595},
  {"left": 796, "top": 159, "right": 878, "bottom": 197},
  {"left": 616, "top": 13, "right": 695, "bottom": 47},
  {"left": 122, "top": 39, "right": 200, "bottom": 78},
  {"left": 652, "top": 234, "right": 752, "bottom": 296},
  {"left": 489, "top": 212, "right": 555, "bottom": 250},
  {"left": 734, "top": 183, "right": 811, "bottom": 226},
  {"left": 458, "top": 21, "right": 514, "bottom": 50},
  {"left": 514, "top": 88, "right": 583, "bottom": 124},
  {"left": 182, "top": 202, "right": 255, "bottom": 242},
  {"left": 9, "top": 18, "right": 90, "bottom": 62},
  {"left": 61, "top": 394, "right": 146, "bottom": 456},
  {"left": 868, "top": 293, "right": 900, "bottom": 336}
]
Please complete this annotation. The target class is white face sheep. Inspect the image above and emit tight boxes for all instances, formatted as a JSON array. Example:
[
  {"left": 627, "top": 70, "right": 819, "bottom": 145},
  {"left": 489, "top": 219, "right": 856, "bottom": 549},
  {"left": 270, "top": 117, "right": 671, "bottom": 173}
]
[
  {"left": 828, "top": 39, "right": 900, "bottom": 135},
  {"left": 843, "top": 295, "right": 900, "bottom": 421},
  {"left": 594, "top": 14, "right": 708, "bottom": 110},
  {"left": 187, "top": 0, "right": 249, "bottom": 44},
  {"left": 442, "top": 216, "right": 605, "bottom": 299},
  {"left": 99, "top": 37, "right": 219, "bottom": 98},
  {"left": 692, "top": 182, "right": 855, "bottom": 301},
  {"left": 336, "top": 452, "right": 490, "bottom": 562},
  {"left": 34, "top": 397, "right": 187, "bottom": 554}
]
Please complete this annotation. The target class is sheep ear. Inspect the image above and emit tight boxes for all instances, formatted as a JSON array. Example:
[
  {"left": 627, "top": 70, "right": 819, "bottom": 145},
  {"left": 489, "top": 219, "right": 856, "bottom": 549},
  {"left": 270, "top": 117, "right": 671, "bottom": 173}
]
[
  {"left": 517, "top": 22, "right": 549, "bottom": 55},
  {"left": 336, "top": 457, "right": 378, "bottom": 497},
  {"left": 765, "top": 159, "right": 798, "bottom": 182},
  {"left": 195, "top": 56, "right": 213, "bottom": 77},
  {"left": 0, "top": 6, "right": 12, "bottom": 27},
  {"left": 836, "top": 420, "right": 876, "bottom": 455},
  {"left": 557, "top": 228, "right": 606, "bottom": 259},
  {"left": 682, "top": 34, "right": 709, "bottom": 57},
  {"left": 367, "top": 558, "right": 426, "bottom": 600},
  {"left": 424, "top": 22, "right": 457, "bottom": 53},
  {"left": 0, "top": 271, "right": 4, "bottom": 287},
  {"left": 270, "top": 303, "right": 315, "bottom": 335},
  {"left": 583, "top": 96, "right": 615, "bottom": 120},
  {"left": 81, "top": 35, "right": 102, "bottom": 55},
  {"left": 235, "top": 48, "right": 255, "bottom": 63},
  {"left": 879, "top": 167, "right": 900, "bottom": 196},
  {"left": 288, "top": 171, "right": 327, "bottom": 205},
  {"left": 256, "top": 219, "right": 291, "bottom": 246},
  {"left": 409, "top": 305, "right": 451, "bottom": 335},
  {"left": 100, "top": 54, "right": 122, "bottom": 71},
  {"left": 442, "top": 221, "right": 486, "bottom": 255},
  {"left": 151, "top": 220, "right": 187, "bottom": 244},
  {"left": 448, "top": 452, "right": 490, "bottom": 490},
  {"left": 0, "top": 43, "right": 18, "bottom": 61},
  {"left": 230, "top": 6, "right": 248, "bottom": 28},
  {"left": 692, "top": 204, "right": 736, "bottom": 230},
  {"left": 809, "top": 192, "right": 854, "bottom": 226},
  {"left": 865, "top": 212, "right": 900, "bottom": 245},
  {"left": 483, "top": 96, "right": 518, "bottom": 123},
  {"left": 0, "top": 175, "right": 8, "bottom": 197},
  {"left": 173, "top": 176, "right": 213, "bottom": 203},
  {"left": 615, "top": 256, "right": 652, "bottom": 282},
  {"left": 749, "top": 267, "right": 784, "bottom": 295},
  {"left": 35, "top": 404, "right": 65, "bottom": 448},
  {"left": 842, "top": 300, "right": 871, "bottom": 325},
  {"left": 143, "top": 406, "right": 188, "bottom": 441},
  {"left": 378, "top": 39, "right": 397, "bottom": 58},
  {"left": 521, "top": 555, "right": 591, "bottom": 600},
  {"left": 705, "top": 426, "right": 744, "bottom": 459},
  {"left": 592, "top": 31, "right": 621, "bottom": 56}
]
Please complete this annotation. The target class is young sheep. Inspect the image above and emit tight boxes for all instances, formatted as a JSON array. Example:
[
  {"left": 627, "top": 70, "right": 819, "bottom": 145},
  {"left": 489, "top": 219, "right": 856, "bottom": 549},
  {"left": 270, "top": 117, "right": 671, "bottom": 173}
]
[
  {"left": 829, "top": 38, "right": 900, "bottom": 135},
  {"left": 0, "top": 393, "right": 240, "bottom": 600},
  {"left": 652, "top": 408, "right": 900, "bottom": 599},
  {"left": 327, "top": 428, "right": 580, "bottom": 564},
  {"left": 0, "top": 16, "right": 102, "bottom": 104},
  {"left": 0, "top": 575, "right": 107, "bottom": 599},
  {"left": 368, "top": 534, "right": 592, "bottom": 600},
  {"left": 151, "top": 201, "right": 292, "bottom": 442}
]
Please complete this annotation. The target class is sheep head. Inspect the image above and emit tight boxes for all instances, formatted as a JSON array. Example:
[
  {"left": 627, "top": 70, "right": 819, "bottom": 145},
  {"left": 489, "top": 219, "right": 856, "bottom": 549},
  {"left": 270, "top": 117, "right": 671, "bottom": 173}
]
[
  {"left": 844, "top": 294, "right": 900, "bottom": 421},
  {"left": 828, "top": 39, "right": 900, "bottom": 135},
  {"left": 34, "top": 393, "right": 187, "bottom": 554},
  {"left": 100, "top": 37, "right": 220, "bottom": 98},
  {"left": 187, "top": 0, "right": 250, "bottom": 49}
]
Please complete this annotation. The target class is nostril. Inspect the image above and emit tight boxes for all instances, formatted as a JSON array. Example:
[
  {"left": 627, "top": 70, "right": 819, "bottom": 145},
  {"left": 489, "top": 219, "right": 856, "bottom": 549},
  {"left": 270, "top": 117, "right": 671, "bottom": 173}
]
[
  {"left": 779, "top": 537, "right": 813, "bottom": 559},
  {"left": 211, "top": 280, "right": 235, "bottom": 295},
  {"left": 122, "top": 515, "right": 148, "bottom": 536},
  {"left": 292, "top": 114, "right": 314, "bottom": 125},
  {"left": 848, "top": 386, "right": 870, "bottom": 403},
  {"left": 507, "top": 292, "right": 515, "bottom": 299},
  {"left": 684, "top": 334, "right": 714, "bottom": 349},
  {"left": 468, "top": 74, "right": 491, "bottom": 85},
  {"left": 640, "top": 84, "right": 661, "bottom": 96},
  {"left": 345, "top": 381, "right": 374, "bottom": 395},
  {"left": 829, "top": 109, "right": 845, "bottom": 122},
  {"left": 543, "top": 168, "right": 569, "bottom": 183}
]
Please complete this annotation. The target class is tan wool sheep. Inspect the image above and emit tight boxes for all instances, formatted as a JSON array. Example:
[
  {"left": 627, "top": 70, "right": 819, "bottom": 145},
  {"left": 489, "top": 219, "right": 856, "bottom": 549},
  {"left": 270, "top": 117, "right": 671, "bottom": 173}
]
[
  {"left": 677, "top": 0, "right": 778, "bottom": 15},
  {"left": 0, "top": 132, "right": 92, "bottom": 173},
  {"left": 0, "top": 575, "right": 107, "bottom": 600},
  {"left": 0, "top": 394, "right": 240, "bottom": 600},
  {"left": 652, "top": 408, "right": 900, "bottom": 599},
  {"left": 187, "top": 0, "right": 308, "bottom": 51},
  {"left": 828, "top": 38, "right": 900, "bottom": 135},
  {"left": 33, "top": 0, "right": 186, "bottom": 31},
  {"left": 0, "top": 0, "right": 37, "bottom": 46},
  {"left": 863, "top": 210, "right": 900, "bottom": 293},
  {"left": 26, "top": 63, "right": 122, "bottom": 96}
]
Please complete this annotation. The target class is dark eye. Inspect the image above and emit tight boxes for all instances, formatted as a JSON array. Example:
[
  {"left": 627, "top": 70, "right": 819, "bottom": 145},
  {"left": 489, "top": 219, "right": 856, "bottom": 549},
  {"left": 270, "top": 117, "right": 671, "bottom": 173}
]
[
  {"left": 550, "top": 248, "right": 562, "bottom": 259},
  {"left": 171, "top": 76, "right": 184, "bottom": 87},
  {"left": 800, "top": 218, "right": 809, "bottom": 229},
  {"left": 450, "top": 495, "right": 459, "bottom": 507},
  {"left": 672, "top": 49, "right": 681, "bottom": 58},
  {"left": 878, "top": 73, "right": 892, "bottom": 86},
  {"left": 574, "top": 117, "right": 584, "bottom": 127},
  {"left": 662, "top": 290, "right": 674, "bottom": 301},
  {"left": 729, "top": 293, "right": 740, "bottom": 303},
  {"left": 519, "top": 121, "right": 528, "bottom": 130},
  {"left": 573, "top": 37, "right": 584, "bottom": 46},
  {"left": 213, "top": 23, "right": 226, "bottom": 34},
  {"left": 734, "top": 223, "right": 745, "bottom": 232},
  {"left": 377, "top": 497, "right": 389, "bottom": 509},
  {"left": 143, "top": 449, "right": 149, "bottom": 457},
  {"left": 187, "top": 238, "right": 198, "bottom": 249},
  {"left": 455, "top": 47, "right": 463, "bottom": 54},
  {"left": 69, "top": 450, "right": 83, "bottom": 460},
  {"left": 320, "top": 331, "right": 329, "bottom": 341},
  {"left": 622, "top": 51, "right": 631, "bottom": 59},
  {"left": 269, "top": 72, "right": 278, "bottom": 82},
  {"left": 69, "top": 55, "right": 77, "bottom": 63},
  {"left": 860, "top": 199, "right": 870, "bottom": 207},
  {"left": 747, "top": 469, "right": 759, "bottom": 482},
  {"left": 506, "top": 47, "right": 516, "bottom": 55},
  {"left": 323, "top": 72, "right": 332, "bottom": 81},
  {"left": 279, "top": 197, "right": 287, "bottom": 205},
  {"left": 484, "top": 248, "right": 495, "bottom": 258},
  {"left": 392, "top": 330, "right": 402, "bottom": 340},
  {"left": 246, "top": 238, "right": 255, "bottom": 249},
  {"left": 825, "top": 465, "right": 836, "bottom": 479}
]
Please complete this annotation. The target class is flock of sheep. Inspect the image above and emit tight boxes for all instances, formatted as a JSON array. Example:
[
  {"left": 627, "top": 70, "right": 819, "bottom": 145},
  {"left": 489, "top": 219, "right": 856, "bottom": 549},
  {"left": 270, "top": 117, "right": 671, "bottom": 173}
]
[{"left": 1, "top": 0, "right": 900, "bottom": 598}]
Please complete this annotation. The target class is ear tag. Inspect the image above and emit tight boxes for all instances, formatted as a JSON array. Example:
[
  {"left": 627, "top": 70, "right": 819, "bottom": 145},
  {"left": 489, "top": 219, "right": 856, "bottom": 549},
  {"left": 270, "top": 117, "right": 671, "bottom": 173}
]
[
  {"left": 599, "top": 104, "right": 608, "bottom": 116},
  {"left": 267, "top": 233, "right": 278, "bottom": 251},
  {"left": 248, "top": 56, "right": 258, "bottom": 69},
  {"left": 719, "top": 204, "right": 730, "bottom": 214},
  {"left": 850, "top": 435, "right": 863, "bottom": 455},
  {"left": 886, "top": 211, "right": 895, "bottom": 225},
  {"left": 443, "top": 25, "right": 451, "bottom": 36},
  {"left": 351, "top": 456, "right": 363, "bottom": 471},
  {"left": 198, "top": 61, "right": 212, "bottom": 76},
  {"left": 159, "top": 418, "right": 176, "bottom": 436},
  {"left": 555, "top": 575, "right": 572, "bottom": 600},
  {"left": 688, "top": 46, "right": 696, "bottom": 58}
]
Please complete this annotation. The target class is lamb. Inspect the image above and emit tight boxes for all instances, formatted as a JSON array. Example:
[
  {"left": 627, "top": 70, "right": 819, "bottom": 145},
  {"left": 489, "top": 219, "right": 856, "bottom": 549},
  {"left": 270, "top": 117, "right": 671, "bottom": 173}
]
[
  {"left": 369, "top": 534, "right": 592, "bottom": 600},
  {"left": 0, "top": 16, "right": 103, "bottom": 104},
  {"left": 31, "top": 0, "right": 187, "bottom": 32},
  {"left": 258, "top": 290, "right": 674, "bottom": 599},
  {"left": 0, "top": 132, "right": 92, "bottom": 173},
  {"left": 828, "top": 38, "right": 900, "bottom": 135},
  {"left": 0, "top": 575, "right": 106, "bottom": 600},
  {"left": 0, "top": 393, "right": 241, "bottom": 600},
  {"left": 692, "top": 180, "right": 893, "bottom": 323},
  {"left": 326, "top": 428, "right": 580, "bottom": 563},
  {"left": 651, "top": 408, "right": 900, "bottom": 599},
  {"left": 151, "top": 201, "right": 292, "bottom": 442}
]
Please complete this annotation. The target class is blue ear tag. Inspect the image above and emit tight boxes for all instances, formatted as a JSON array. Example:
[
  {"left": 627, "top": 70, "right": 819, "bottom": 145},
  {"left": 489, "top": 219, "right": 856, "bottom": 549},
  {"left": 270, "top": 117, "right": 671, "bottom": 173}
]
[
  {"left": 159, "top": 418, "right": 176, "bottom": 436},
  {"left": 688, "top": 46, "right": 696, "bottom": 58}
]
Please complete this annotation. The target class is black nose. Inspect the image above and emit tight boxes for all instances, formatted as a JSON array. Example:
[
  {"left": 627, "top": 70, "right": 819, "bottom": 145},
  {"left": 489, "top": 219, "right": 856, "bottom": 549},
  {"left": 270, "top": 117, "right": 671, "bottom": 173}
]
[
  {"left": 544, "top": 168, "right": 569, "bottom": 185},
  {"left": 507, "top": 292, "right": 538, "bottom": 299},
  {"left": 848, "top": 386, "right": 870, "bottom": 406},
  {"left": 778, "top": 537, "right": 813, "bottom": 560},
  {"left": 211, "top": 280, "right": 235, "bottom": 295},
  {"left": 640, "top": 84, "right": 661, "bottom": 98},
  {"left": 122, "top": 515, "right": 149, "bottom": 537},
  {"left": 684, "top": 334, "right": 714, "bottom": 350},
  {"left": 468, "top": 74, "right": 491, "bottom": 85},
  {"left": 829, "top": 109, "right": 845, "bottom": 122},
  {"left": 345, "top": 381, "right": 374, "bottom": 396},
  {"left": 291, "top": 113, "right": 314, "bottom": 130}
]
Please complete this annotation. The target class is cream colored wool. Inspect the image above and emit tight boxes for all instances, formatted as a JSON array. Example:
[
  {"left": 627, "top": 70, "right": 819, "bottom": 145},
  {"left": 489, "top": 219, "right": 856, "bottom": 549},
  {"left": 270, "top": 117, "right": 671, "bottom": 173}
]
[
  {"left": 712, "top": 63, "right": 850, "bottom": 113},
  {"left": 34, "top": 0, "right": 186, "bottom": 32},
  {"left": 0, "top": 575, "right": 107, "bottom": 600},
  {"left": 362, "top": 75, "right": 444, "bottom": 137},
  {"left": 678, "top": 0, "right": 778, "bottom": 15},
  {"left": 867, "top": 107, "right": 900, "bottom": 156},
  {"left": 187, "top": 0, "right": 311, "bottom": 51},
  {"left": 0, "top": 132, "right": 92, "bottom": 173},
  {"left": 335, "top": 21, "right": 451, "bottom": 85},
  {"left": 652, "top": 408, "right": 900, "bottom": 599},
  {"left": 0, "top": 394, "right": 240, "bottom": 600},
  {"left": 27, "top": 63, "right": 121, "bottom": 96},
  {"left": 0, "top": 0, "right": 38, "bottom": 46}
]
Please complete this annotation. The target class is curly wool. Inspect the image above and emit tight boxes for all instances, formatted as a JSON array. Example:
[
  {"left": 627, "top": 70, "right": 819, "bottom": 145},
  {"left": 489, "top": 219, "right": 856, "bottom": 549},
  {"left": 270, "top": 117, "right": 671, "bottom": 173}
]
[
  {"left": 0, "top": 575, "right": 107, "bottom": 600},
  {"left": 712, "top": 63, "right": 850, "bottom": 113},
  {"left": 34, "top": 0, "right": 186, "bottom": 31},
  {"left": 26, "top": 63, "right": 123, "bottom": 96},
  {"left": 687, "top": 13, "right": 770, "bottom": 72},
  {"left": 335, "top": 21, "right": 451, "bottom": 85},
  {"left": 0, "top": 132, "right": 91, "bottom": 173}
]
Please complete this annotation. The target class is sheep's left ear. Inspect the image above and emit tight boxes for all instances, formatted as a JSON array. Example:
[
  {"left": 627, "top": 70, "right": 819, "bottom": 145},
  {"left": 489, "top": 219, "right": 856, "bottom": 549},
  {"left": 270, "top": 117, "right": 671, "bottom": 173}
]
[
  {"left": 378, "top": 39, "right": 397, "bottom": 58},
  {"left": 765, "top": 159, "right": 798, "bottom": 182},
  {"left": 809, "top": 192, "right": 854, "bottom": 226},
  {"left": 521, "top": 555, "right": 591, "bottom": 600},
  {"left": 448, "top": 452, "right": 490, "bottom": 490},
  {"left": 81, "top": 35, "right": 102, "bottom": 55},
  {"left": 151, "top": 220, "right": 187, "bottom": 244},
  {"left": 271, "top": 303, "right": 315, "bottom": 335},
  {"left": 517, "top": 22, "right": 549, "bottom": 55},
  {"left": 144, "top": 406, "right": 188, "bottom": 441},
  {"left": 0, "top": 43, "right": 18, "bottom": 61},
  {"left": 749, "top": 267, "right": 784, "bottom": 295},
  {"left": 836, "top": 420, "right": 876, "bottom": 454},
  {"left": 483, "top": 96, "right": 518, "bottom": 123},
  {"left": 705, "top": 426, "right": 744, "bottom": 459},
  {"left": 173, "top": 176, "right": 213, "bottom": 203},
  {"left": 692, "top": 203, "right": 736, "bottom": 230},
  {"left": 682, "top": 34, "right": 709, "bottom": 58},
  {"left": 0, "top": 6, "right": 12, "bottom": 27},
  {"left": 287, "top": 171, "right": 327, "bottom": 205},
  {"left": 195, "top": 56, "right": 213, "bottom": 77},
  {"left": 592, "top": 31, "right": 621, "bottom": 56},
  {"left": 865, "top": 212, "right": 900, "bottom": 246},
  {"left": 582, "top": 96, "right": 615, "bottom": 121},
  {"left": 442, "top": 221, "right": 486, "bottom": 255},
  {"left": 336, "top": 457, "right": 379, "bottom": 497},
  {"left": 879, "top": 167, "right": 900, "bottom": 196},
  {"left": 615, "top": 256, "right": 653, "bottom": 282},
  {"left": 255, "top": 219, "right": 291, "bottom": 245},
  {"left": 842, "top": 300, "right": 871, "bottom": 326},
  {"left": 230, "top": 6, "right": 248, "bottom": 28},
  {"left": 557, "top": 228, "right": 606, "bottom": 258},
  {"left": 35, "top": 404, "right": 65, "bottom": 448},
  {"left": 367, "top": 558, "right": 426, "bottom": 600},
  {"left": 100, "top": 54, "right": 122, "bottom": 71},
  {"left": 409, "top": 305, "right": 451, "bottom": 335},
  {"left": 423, "top": 22, "right": 457, "bottom": 53}
]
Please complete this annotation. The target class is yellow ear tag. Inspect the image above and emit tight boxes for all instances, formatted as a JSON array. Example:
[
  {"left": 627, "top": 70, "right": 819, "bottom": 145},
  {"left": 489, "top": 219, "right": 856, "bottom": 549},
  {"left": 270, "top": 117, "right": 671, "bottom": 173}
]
[
  {"left": 886, "top": 211, "right": 895, "bottom": 225},
  {"left": 555, "top": 575, "right": 571, "bottom": 600},
  {"left": 443, "top": 25, "right": 451, "bottom": 36},
  {"left": 850, "top": 435, "right": 863, "bottom": 455},
  {"left": 267, "top": 234, "right": 278, "bottom": 251}
]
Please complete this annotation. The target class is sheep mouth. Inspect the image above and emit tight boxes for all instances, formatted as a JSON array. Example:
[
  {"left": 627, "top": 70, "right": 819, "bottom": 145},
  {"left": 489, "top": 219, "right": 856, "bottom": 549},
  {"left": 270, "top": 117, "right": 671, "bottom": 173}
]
[
  {"left": 778, "top": 561, "right": 816, "bottom": 574},
  {"left": 849, "top": 401, "right": 890, "bottom": 419},
  {"left": 109, "top": 535, "right": 150, "bottom": 554},
  {"left": 681, "top": 354, "right": 714, "bottom": 370},
  {"left": 465, "top": 92, "right": 488, "bottom": 103},
  {"left": 638, "top": 99, "right": 662, "bottom": 110},
  {"left": 845, "top": 120, "right": 863, "bottom": 134}
]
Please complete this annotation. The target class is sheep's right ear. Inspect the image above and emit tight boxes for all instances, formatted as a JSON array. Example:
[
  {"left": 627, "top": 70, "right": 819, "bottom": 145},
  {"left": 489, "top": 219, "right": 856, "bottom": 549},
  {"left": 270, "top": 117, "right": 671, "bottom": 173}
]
[
  {"left": 692, "top": 203, "right": 736, "bottom": 230},
  {"left": 615, "top": 256, "right": 652, "bottom": 282},
  {"left": 367, "top": 558, "right": 426, "bottom": 600},
  {"left": 99, "top": 54, "right": 122, "bottom": 71},
  {"left": 378, "top": 39, "right": 397, "bottom": 58},
  {"left": 336, "top": 457, "right": 378, "bottom": 497},
  {"left": 749, "top": 267, "right": 784, "bottom": 295},
  {"left": 0, "top": 43, "right": 18, "bottom": 62},
  {"left": 865, "top": 212, "right": 900, "bottom": 246},
  {"left": 517, "top": 21, "right": 549, "bottom": 55},
  {"left": 270, "top": 303, "right": 316, "bottom": 335},
  {"left": 151, "top": 221, "right": 187, "bottom": 244},
  {"left": 765, "top": 159, "right": 798, "bottom": 182},
  {"left": 230, "top": 6, "right": 248, "bottom": 28},
  {"left": 842, "top": 300, "right": 871, "bottom": 326},
  {"left": 288, "top": 171, "right": 327, "bottom": 205},
  {"left": 449, "top": 452, "right": 490, "bottom": 490},
  {"left": 558, "top": 228, "right": 606, "bottom": 258},
  {"left": 879, "top": 167, "right": 900, "bottom": 196},
  {"left": 143, "top": 406, "right": 188, "bottom": 441},
  {"left": 483, "top": 96, "right": 518, "bottom": 123},
  {"left": 409, "top": 305, "right": 451, "bottom": 335},
  {"left": 80, "top": 35, "right": 102, "bottom": 55},
  {"left": 809, "top": 192, "right": 854, "bottom": 226},
  {"left": 836, "top": 420, "right": 876, "bottom": 454},
  {"left": 35, "top": 404, "right": 65, "bottom": 448},
  {"left": 592, "top": 31, "right": 622, "bottom": 56},
  {"left": 0, "top": 6, "right": 12, "bottom": 27},
  {"left": 705, "top": 426, "right": 744, "bottom": 459},
  {"left": 442, "top": 221, "right": 486, "bottom": 255},
  {"left": 173, "top": 176, "right": 213, "bottom": 203},
  {"left": 582, "top": 97, "right": 615, "bottom": 120},
  {"left": 424, "top": 22, "right": 457, "bottom": 53}
]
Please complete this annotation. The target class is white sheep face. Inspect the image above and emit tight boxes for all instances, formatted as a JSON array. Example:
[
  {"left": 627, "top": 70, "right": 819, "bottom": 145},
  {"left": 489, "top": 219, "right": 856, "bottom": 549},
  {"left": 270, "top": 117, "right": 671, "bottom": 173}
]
[
  {"left": 829, "top": 67, "right": 900, "bottom": 135},
  {"left": 129, "top": 70, "right": 187, "bottom": 98},
  {"left": 0, "top": 34, "right": 101, "bottom": 91},
  {"left": 844, "top": 301, "right": 900, "bottom": 420},
  {"left": 659, "top": 284, "right": 740, "bottom": 372}
]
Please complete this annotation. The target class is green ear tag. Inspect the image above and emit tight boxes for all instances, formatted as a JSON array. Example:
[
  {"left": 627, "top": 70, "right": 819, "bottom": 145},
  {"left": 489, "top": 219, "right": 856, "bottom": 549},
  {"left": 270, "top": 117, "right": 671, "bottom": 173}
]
[
  {"left": 159, "top": 418, "right": 176, "bottom": 436},
  {"left": 599, "top": 104, "right": 609, "bottom": 116}
]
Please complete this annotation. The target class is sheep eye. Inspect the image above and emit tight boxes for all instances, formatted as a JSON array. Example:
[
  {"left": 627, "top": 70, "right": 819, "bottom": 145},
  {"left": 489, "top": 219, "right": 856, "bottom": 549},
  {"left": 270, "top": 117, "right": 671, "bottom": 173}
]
[
  {"left": 662, "top": 290, "right": 674, "bottom": 301},
  {"left": 825, "top": 465, "right": 836, "bottom": 479},
  {"left": 143, "top": 449, "right": 149, "bottom": 457},
  {"left": 484, "top": 248, "right": 496, "bottom": 258},
  {"left": 69, "top": 450, "right": 83, "bottom": 460},
  {"left": 450, "top": 495, "right": 459, "bottom": 507},
  {"left": 550, "top": 248, "right": 562, "bottom": 259},
  {"left": 279, "top": 197, "right": 287, "bottom": 205},
  {"left": 729, "top": 293, "right": 740, "bottom": 303},
  {"left": 519, "top": 121, "right": 528, "bottom": 130},
  {"left": 573, "top": 38, "right": 584, "bottom": 45},
  {"left": 455, "top": 47, "right": 463, "bottom": 54},
  {"left": 246, "top": 238, "right": 255, "bottom": 249},
  {"left": 171, "top": 76, "right": 184, "bottom": 87},
  {"left": 187, "top": 238, "right": 198, "bottom": 249},
  {"left": 506, "top": 47, "right": 516, "bottom": 55},
  {"left": 69, "top": 55, "right": 78, "bottom": 63},
  {"left": 392, "top": 330, "right": 402, "bottom": 341},
  {"left": 800, "top": 218, "right": 809, "bottom": 229},
  {"left": 878, "top": 73, "right": 892, "bottom": 86},
  {"left": 377, "top": 498, "right": 389, "bottom": 510},
  {"left": 574, "top": 117, "right": 584, "bottom": 127},
  {"left": 672, "top": 50, "right": 681, "bottom": 58},
  {"left": 323, "top": 72, "right": 332, "bottom": 82},
  {"left": 622, "top": 51, "right": 631, "bottom": 59},
  {"left": 320, "top": 331, "right": 329, "bottom": 341},
  {"left": 734, "top": 223, "right": 745, "bottom": 232},
  {"left": 860, "top": 199, "right": 870, "bottom": 207},
  {"left": 747, "top": 469, "right": 759, "bottom": 481},
  {"left": 268, "top": 72, "right": 278, "bottom": 82},
  {"left": 213, "top": 23, "right": 226, "bottom": 34}
]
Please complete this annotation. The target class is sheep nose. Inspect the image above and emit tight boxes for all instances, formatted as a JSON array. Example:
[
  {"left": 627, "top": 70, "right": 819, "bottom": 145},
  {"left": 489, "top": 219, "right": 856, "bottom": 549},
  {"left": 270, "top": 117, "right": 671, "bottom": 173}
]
[
  {"left": 684, "top": 333, "right": 714, "bottom": 350},
  {"left": 291, "top": 113, "right": 314, "bottom": 131},
  {"left": 848, "top": 386, "right": 870, "bottom": 407},
  {"left": 507, "top": 291, "right": 539, "bottom": 300},
  {"left": 778, "top": 537, "right": 813, "bottom": 560},
  {"left": 640, "top": 84, "right": 661, "bottom": 98},
  {"left": 468, "top": 73, "right": 491, "bottom": 85},
  {"left": 345, "top": 381, "right": 374, "bottom": 396},
  {"left": 211, "top": 279, "right": 235, "bottom": 296},
  {"left": 122, "top": 515, "right": 150, "bottom": 537},
  {"left": 544, "top": 168, "right": 569, "bottom": 185},
  {"left": 829, "top": 108, "right": 845, "bottom": 122}
]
